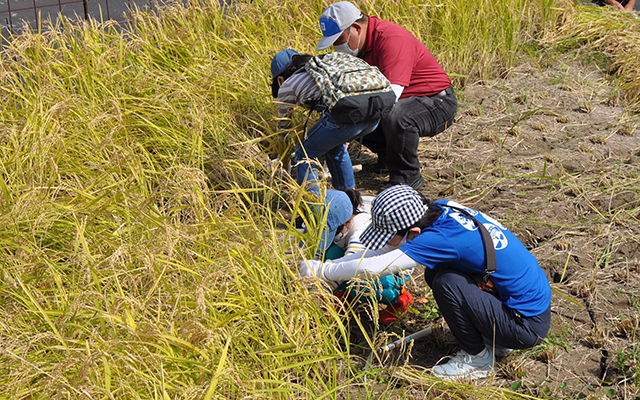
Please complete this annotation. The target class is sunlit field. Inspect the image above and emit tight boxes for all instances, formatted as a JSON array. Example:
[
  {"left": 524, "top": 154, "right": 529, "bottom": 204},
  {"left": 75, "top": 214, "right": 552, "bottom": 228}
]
[{"left": 0, "top": 0, "right": 637, "bottom": 398}]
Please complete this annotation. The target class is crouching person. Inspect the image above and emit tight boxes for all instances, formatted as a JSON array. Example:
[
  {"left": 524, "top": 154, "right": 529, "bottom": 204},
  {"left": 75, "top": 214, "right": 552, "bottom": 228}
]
[
  {"left": 300, "top": 185, "right": 551, "bottom": 380},
  {"left": 324, "top": 189, "right": 414, "bottom": 325},
  {"left": 311, "top": 189, "right": 414, "bottom": 325}
]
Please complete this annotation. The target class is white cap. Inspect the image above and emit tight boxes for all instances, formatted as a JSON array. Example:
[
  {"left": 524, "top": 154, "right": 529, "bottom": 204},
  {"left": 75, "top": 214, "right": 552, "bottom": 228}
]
[{"left": 316, "top": 2, "right": 363, "bottom": 51}]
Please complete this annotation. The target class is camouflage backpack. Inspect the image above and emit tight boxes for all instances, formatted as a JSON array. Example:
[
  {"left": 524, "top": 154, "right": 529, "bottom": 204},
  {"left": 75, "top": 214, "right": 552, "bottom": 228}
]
[{"left": 304, "top": 52, "right": 396, "bottom": 126}]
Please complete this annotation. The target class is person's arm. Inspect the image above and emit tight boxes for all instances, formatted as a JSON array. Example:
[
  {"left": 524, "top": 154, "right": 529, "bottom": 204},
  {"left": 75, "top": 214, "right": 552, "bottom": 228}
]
[
  {"left": 341, "top": 215, "right": 372, "bottom": 255},
  {"left": 390, "top": 84, "right": 405, "bottom": 101},
  {"left": 276, "top": 79, "right": 298, "bottom": 130},
  {"left": 604, "top": 0, "right": 626, "bottom": 9},
  {"left": 344, "top": 237, "right": 365, "bottom": 256},
  {"left": 300, "top": 248, "right": 419, "bottom": 282},
  {"left": 372, "top": 33, "right": 415, "bottom": 88},
  {"left": 624, "top": 0, "right": 635, "bottom": 9},
  {"left": 277, "top": 72, "right": 320, "bottom": 130}
]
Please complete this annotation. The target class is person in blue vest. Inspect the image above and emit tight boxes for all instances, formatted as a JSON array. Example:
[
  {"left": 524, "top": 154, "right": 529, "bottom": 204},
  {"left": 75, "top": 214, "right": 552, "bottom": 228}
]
[{"left": 300, "top": 185, "right": 551, "bottom": 380}]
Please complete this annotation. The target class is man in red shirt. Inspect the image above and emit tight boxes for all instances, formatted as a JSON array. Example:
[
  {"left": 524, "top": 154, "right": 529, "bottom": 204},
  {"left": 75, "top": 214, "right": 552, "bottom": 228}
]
[{"left": 316, "top": 1, "right": 457, "bottom": 190}]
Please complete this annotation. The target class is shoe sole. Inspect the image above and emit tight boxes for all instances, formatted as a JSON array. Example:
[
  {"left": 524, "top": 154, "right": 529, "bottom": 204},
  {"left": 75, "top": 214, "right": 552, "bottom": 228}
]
[{"left": 432, "top": 368, "right": 492, "bottom": 380}]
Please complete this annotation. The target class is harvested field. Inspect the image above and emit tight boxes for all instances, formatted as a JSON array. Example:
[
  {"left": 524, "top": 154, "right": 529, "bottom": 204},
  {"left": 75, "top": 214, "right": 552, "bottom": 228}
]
[{"left": 350, "top": 55, "right": 639, "bottom": 399}]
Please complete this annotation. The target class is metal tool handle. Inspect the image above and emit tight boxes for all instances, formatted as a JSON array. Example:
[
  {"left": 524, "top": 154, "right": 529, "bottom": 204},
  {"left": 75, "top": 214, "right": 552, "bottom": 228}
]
[
  {"left": 382, "top": 327, "right": 433, "bottom": 352},
  {"left": 364, "top": 327, "right": 434, "bottom": 373}
]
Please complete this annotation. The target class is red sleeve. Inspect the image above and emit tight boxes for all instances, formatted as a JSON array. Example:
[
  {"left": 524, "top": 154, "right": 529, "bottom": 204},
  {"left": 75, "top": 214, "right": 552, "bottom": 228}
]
[{"left": 372, "top": 33, "right": 415, "bottom": 87}]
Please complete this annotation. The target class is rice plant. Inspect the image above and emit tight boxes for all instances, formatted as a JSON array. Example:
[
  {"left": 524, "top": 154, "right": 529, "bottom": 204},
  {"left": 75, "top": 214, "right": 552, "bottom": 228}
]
[
  {"left": 1, "top": 0, "right": 634, "bottom": 398},
  {"left": 543, "top": 3, "right": 640, "bottom": 112}
]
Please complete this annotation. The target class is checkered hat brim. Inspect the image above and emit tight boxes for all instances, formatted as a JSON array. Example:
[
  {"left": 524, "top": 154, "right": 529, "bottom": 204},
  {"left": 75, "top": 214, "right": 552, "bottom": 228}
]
[{"left": 360, "top": 185, "right": 427, "bottom": 250}]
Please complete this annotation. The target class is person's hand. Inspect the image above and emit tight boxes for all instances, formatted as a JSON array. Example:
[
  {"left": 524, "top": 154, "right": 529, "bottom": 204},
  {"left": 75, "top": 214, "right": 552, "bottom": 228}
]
[
  {"left": 299, "top": 259, "right": 325, "bottom": 279},
  {"left": 606, "top": 0, "right": 625, "bottom": 8},
  {"left": 299, "top": 260, "right": 340, "bottom": 292}
]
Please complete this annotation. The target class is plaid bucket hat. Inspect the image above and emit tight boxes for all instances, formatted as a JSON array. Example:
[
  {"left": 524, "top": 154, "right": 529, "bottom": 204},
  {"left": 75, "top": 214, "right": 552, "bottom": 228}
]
[{"left": 360, "top": 185, "right": 427, "bottom": 250}]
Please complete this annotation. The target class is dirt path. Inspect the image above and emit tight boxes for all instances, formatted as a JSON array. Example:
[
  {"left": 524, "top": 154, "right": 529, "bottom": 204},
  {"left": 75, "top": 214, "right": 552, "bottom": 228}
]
[{"left": 352, "top": 55, "right": 640, "bottom": 398}]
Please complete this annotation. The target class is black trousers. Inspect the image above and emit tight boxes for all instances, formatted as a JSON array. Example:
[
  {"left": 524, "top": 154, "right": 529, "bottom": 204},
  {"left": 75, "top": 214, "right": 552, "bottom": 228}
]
[
  {"left": 362, "top": 86, "right": 458, "bottom": 185},
  {"left": 425, "top": 268, "right": 551, "bottom": 355}
]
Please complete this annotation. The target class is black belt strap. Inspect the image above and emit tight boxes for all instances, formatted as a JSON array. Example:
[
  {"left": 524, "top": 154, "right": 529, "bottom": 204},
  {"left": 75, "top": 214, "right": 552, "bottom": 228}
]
[{"left": 442, "top": 204, "right": 497, "bottom": 281}]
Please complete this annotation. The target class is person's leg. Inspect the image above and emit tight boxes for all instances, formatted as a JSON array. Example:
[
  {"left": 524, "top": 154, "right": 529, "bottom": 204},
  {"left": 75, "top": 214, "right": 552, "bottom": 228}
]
[
  {"left": 323, "top": 118, "right": 379, "bottom": 188},
  {"left": 377, "top": 274, "right": 401, "bottom": 304},
  {"left": 295, "top": 115, "right": 379, "bottom": 190},
  {"left": 429, "top": 268, "right": 549, "bottom": 379},
  {"left": 381, "top": 89, "right": 457, "bottom": 187},
  {"left": 430, "top": 269, "right": 549, "bottom": 354},
  {"left": 361, "top": 125, "right": 387, "bottom": 170},
  {"left": 379, "top": 98, "right": 421, "bottom": 187},
  {"left": 294, "top": 140, "right": 322, "bottom": 194},
  {"left": 345, "top": 277, "right": 379, "bottom": 305},
  {"left": 344, "top": 273, "right": 407, "bottom": 303},
  {"left": 323, "top": 144, "right": 354, "bottom": 189}
]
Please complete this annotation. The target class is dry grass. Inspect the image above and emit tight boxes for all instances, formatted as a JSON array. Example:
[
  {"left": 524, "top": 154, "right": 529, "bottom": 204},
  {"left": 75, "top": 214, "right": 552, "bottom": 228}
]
[
  {"left": 0, "top": 0, "right": 637, "bottom": 398},
  {"left": 543, "top": 4, "right": 640, "bottom": 112}
]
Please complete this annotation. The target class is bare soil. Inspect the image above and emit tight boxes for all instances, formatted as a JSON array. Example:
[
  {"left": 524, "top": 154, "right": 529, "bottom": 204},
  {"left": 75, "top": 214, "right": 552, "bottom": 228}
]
[{"left": 350, "top": 56, "right": 640, "bottom": 399}]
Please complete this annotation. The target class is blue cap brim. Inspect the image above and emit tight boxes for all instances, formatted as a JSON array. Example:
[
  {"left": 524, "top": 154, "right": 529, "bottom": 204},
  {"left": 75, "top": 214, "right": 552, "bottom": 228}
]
[{"left": 317, "top": 226, "right": 337, "bottom": 253}]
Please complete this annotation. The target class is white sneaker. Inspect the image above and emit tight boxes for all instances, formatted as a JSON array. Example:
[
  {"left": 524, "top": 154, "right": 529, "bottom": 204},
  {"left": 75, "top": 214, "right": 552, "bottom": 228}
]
[
  {"left": 493, "top": 346, "right": 512, "bottom": 358},
  {"left": 482, "top": 338, "right": 513, "bottom": 359},
  {"left": 323, "top": 161, "right": 332, "bottom": 179},
  {"left": 432, "top": 348, "right": 495, "bottom": 380}
]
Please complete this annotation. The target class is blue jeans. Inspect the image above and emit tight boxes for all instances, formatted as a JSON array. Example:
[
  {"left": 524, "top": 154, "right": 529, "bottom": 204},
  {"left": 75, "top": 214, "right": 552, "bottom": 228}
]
[{"left": 295, "top": 113, "right": 379, "bottom": 194}]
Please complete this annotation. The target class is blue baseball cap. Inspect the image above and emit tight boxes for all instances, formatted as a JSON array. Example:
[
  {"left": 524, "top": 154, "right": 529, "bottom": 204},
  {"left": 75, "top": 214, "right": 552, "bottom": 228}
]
[
  {"left": 270, "top": 49, "right": 300, "bottom": 98},
  {"left": 317, "top": 190, "right": 353, "bottom": 254},
  {"left": 316, "top": 2, "right": 363, "bottom": 51}
]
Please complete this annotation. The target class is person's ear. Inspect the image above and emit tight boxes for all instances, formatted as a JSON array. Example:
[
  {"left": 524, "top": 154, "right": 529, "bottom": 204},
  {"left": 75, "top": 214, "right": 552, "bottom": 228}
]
[
  {"left": 277, "top": 76, "right": 285, "bottom": 85},
  {"left": 407, "top": 227, "right": 421, "bottom": 242},
  {"left": 352, "top": 22, "right": 365, "bottom": 51}
]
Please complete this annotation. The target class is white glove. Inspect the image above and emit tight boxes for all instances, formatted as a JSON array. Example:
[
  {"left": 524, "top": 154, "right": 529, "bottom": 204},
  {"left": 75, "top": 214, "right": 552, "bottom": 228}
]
[
  {"left": 299, "top": 259, "right": 340, "bottom": 292},
  {"left": 299, "top": 259, "right": 326, "bottom": 279}
]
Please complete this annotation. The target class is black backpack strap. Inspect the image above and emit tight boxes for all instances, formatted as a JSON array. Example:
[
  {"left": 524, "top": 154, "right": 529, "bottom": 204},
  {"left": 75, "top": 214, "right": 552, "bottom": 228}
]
[
  {"left": 302, "top": 109, "right": 313, "bottom": 138},
  {"left": 365, "top": 95, "right": 383, "bottom": 120},
  {"left": 442, "top": 204, "right": 497, "bottom": 281},
  {"left": 301, "top": 103, "right": 327, "bottom": 138}
]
